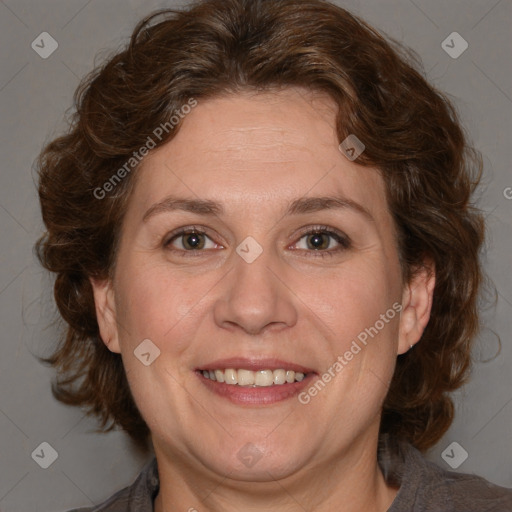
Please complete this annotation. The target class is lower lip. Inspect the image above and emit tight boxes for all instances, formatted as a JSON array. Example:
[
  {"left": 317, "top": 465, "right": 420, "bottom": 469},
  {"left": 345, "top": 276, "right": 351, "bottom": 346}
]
[{"left": 197, "top": 371, "right": 315, "bottom": 405}]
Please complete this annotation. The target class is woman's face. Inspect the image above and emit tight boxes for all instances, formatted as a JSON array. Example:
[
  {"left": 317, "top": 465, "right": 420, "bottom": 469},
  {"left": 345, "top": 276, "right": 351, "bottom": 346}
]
[{"left": 92, "top": 88, "right": 432, "bottom": 481}]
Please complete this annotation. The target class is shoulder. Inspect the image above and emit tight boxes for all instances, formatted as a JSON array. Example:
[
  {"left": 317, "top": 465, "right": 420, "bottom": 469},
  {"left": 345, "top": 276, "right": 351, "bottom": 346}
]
[
  {"left": 380, "top": 437, "right": 512, "bottom": 512},
  {"left": 439, "top": 470, "right": 512, "bottom": 511},
  {"left": 65, "top": 457, "right": 159, "bottom": 512}
]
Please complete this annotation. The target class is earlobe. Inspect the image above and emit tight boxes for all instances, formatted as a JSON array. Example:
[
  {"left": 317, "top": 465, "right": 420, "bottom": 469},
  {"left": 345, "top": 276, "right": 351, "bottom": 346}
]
[
  {"left": 397, "top": 263, "right": 436, "bottom": 355},
  {"left": 89, "top": 277, "right": 121, "bottom": 354}
]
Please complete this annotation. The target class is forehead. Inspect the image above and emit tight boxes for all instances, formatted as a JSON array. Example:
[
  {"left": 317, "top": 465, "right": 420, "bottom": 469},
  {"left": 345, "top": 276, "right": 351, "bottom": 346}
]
[{"left": 130, "top": 88, "right": 389, "bottom": 220}]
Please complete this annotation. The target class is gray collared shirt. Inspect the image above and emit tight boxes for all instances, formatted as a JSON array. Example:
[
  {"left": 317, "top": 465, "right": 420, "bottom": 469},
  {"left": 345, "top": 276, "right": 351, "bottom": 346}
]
[{"left": 68, "top": 438, "right": 512, "bottom": 511}]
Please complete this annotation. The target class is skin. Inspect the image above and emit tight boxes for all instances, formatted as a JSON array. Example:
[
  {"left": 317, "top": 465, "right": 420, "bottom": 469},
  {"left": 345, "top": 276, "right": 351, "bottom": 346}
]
[{"left": 91, "top": 88, "right": 435, "bottom": 512}]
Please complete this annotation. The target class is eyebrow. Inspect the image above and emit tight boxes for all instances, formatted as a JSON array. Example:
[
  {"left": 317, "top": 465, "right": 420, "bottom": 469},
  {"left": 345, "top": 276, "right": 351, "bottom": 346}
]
[{"left": 142, "top": 195, "right": 374, "bottom": 222}]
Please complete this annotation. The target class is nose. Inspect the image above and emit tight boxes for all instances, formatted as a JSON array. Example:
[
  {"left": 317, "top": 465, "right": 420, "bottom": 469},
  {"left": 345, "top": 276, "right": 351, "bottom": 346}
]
[{"left": 213, "top": 245, "right": 298, "bottom": 336}]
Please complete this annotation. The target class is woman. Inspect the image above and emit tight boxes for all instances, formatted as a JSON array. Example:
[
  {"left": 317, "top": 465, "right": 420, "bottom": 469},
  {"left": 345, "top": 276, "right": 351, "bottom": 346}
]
[{"left": 36, "top": 0, "right": 512, "bottom": 510}]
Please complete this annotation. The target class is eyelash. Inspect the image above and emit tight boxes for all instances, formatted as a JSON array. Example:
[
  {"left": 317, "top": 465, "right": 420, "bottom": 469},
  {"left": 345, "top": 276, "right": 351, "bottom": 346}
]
[{"left": 164, "top": 225, "right": 351, "bottom": 258}]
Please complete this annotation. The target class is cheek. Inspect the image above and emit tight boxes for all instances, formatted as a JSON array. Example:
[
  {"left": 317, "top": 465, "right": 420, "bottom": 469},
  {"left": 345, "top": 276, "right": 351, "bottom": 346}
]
[
  {"left": 114, "top": 260, "right": 215, "bottom": 352},
  {"left": 300, "top": 257, "right": 401, "bottom": 345}
]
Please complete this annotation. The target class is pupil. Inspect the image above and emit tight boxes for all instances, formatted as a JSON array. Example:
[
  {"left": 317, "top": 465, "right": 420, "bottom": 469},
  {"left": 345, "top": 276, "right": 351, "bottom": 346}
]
[
  {"left": 309, "top": 234, "right": 326, "bottom": 249},
  {"left": 185, "top": 233, "right": 203, "bottom": 249}
]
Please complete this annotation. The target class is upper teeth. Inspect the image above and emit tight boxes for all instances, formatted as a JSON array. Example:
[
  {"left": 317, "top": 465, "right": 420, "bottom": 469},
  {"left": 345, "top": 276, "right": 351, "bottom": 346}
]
[{"left": 202, "top": 368, "right": 305, "bottom": 386}]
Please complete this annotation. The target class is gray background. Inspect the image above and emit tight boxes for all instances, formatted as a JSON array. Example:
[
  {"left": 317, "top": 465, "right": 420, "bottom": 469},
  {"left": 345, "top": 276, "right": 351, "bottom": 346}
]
[{"left": 0, "top": 0, "right": 511, "bottom": 510}]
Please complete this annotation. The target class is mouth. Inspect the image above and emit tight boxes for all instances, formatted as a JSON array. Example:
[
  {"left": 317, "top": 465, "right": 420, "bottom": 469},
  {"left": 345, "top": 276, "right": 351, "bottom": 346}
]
[{"left": 195, "top": 358, "right": 317, "bottom": 405}]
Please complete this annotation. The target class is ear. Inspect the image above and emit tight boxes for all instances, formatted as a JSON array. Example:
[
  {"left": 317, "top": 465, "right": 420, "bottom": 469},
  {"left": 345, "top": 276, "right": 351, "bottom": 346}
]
[
  {"left": 397, "top": 261, "right": 435, "bottom": 355},
  {"left": 89, "top": 277, "right": 121, "bottom": 353}
]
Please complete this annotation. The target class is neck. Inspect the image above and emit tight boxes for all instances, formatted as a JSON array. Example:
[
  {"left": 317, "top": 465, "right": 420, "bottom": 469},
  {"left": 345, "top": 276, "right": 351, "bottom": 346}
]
[{"left": 153, "top": 433, "right": 398, "bottom": 512}]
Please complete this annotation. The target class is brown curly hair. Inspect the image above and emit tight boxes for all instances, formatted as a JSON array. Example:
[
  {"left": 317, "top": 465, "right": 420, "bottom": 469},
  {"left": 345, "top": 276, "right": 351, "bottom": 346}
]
[{"left": 36, "top": 0, "right": 485, "bottom": 453}]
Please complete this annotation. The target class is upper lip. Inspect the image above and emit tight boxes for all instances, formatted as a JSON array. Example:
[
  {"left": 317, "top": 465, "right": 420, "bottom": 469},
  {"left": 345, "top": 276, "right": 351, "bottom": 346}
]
[{"left": 196, "top": 357, "right": 316, "bottom": 374}]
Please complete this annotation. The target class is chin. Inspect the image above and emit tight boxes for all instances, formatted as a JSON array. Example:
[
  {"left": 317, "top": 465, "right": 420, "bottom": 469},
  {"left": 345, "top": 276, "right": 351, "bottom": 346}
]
[{"left": 201, "top": 436, "right": 309, "bottom": 482}]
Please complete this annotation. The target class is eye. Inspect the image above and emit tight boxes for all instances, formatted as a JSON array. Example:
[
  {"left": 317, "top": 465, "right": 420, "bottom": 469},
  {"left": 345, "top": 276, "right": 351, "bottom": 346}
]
[
  {"left": 163, "top": 225, "right": 350, "bottom": 257},
  {"left": 292, "top": 226, "right": 351, "bottom": 256},
  {"left": 165, "top": 227, "right": 220, "bottom": 252}
]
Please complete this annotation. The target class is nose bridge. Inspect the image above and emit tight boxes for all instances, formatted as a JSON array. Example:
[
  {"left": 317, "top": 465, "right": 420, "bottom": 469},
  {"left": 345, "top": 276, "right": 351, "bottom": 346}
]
[
  {"left": 233, "top": 238, "right": 276, "bottom": 294},
  {"left": 213, "top": 238, "right": 297, "bottom": 334}
]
